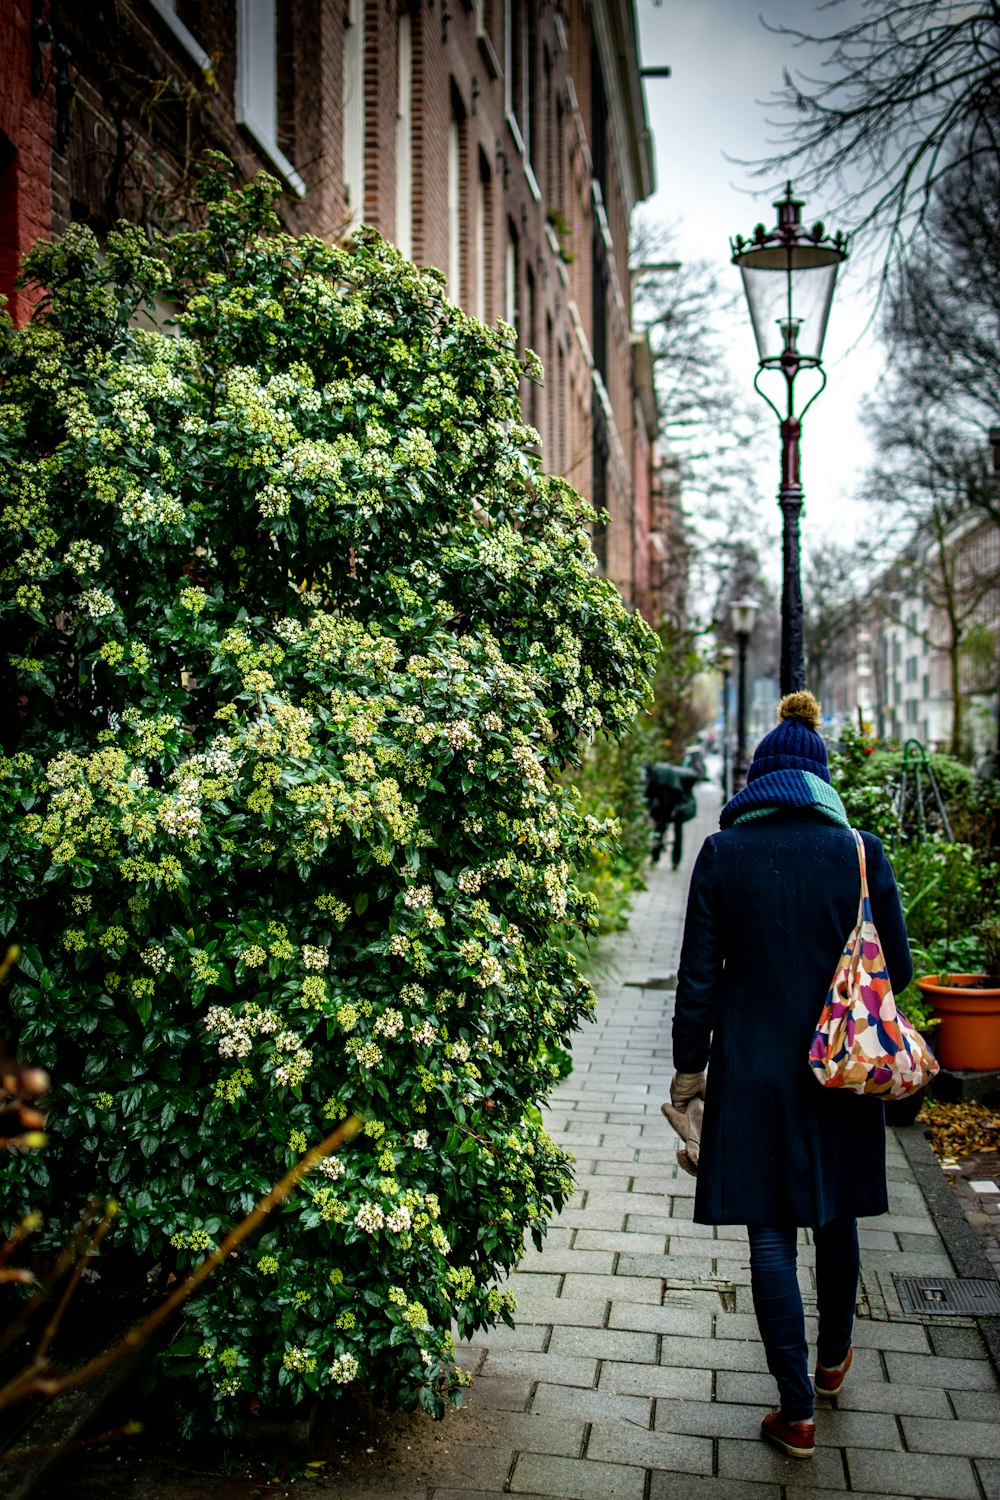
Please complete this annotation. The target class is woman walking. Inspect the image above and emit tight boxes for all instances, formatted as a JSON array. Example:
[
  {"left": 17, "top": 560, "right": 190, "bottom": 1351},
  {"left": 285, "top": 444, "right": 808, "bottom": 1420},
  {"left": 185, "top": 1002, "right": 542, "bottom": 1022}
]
[{"left": 670, "top": 692, "right": 912, "bottom": 1459}]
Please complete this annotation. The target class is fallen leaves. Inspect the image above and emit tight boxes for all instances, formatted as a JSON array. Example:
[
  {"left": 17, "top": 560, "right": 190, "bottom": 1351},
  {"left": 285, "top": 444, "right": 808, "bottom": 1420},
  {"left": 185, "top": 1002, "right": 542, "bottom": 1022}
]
[{"left": 921, "top": 1099, "right": 1000, "bottom": 1159}]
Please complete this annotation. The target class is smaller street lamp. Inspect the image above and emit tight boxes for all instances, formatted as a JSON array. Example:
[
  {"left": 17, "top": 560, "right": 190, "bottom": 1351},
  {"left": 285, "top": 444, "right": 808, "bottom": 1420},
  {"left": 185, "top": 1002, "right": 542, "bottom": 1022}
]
[
  {"left": 729, "top": 598, "right": 760, "bottom": 790},
  {"left": 731, "top": 185, "right": 848, "bottom": 695},
  {"left": 718, "top": 645, "right": 736, "bottom": 800}
]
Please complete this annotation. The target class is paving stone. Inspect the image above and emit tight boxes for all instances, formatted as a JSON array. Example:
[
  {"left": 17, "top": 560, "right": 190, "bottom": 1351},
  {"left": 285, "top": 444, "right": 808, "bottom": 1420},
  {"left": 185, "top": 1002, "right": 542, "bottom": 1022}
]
[
  {"left": 811, "top": 1407, "right": 901, "bottom": 1447},
  {"left": 573, "top": 1228, "right": 666, "bottom": 1254},
  {"left": 530, "top": 1382, "right": 652, "bottom": 1425},
  {"left": 649, "top": 1479, "right": 781, "bottom": 1500},
  {"left": 466, "top": 1322, "right": 549, "bottom": 1352},
  {"left": 884, "top": 1350, "right": 999, "bottom": 1390},
  {"left": 559, "top": 1273, "right": 662, "bottom": 1303},
  {"left": 669, "top": 1234, "right": 752, "bottom": 1261},
  {"left": 622, "top": 1213, "right": 676, "bottom": 1233},
  {"left": 609, "top": 1301, "right": 714, "bottom": 1337},
  {"left": 508, "top": 1453, "right": 645, "bottom": 1499},
  {"left": 847, "top": 1449, "right": 980, "bottom": 1498},
  {"left": 479, "top": 1350, "right": 597, "bottom": 1387},
  {"left": 857, "top": 1228, "right": 900, "bottom": 1250},
  {"left": 546, "top": 1324, "right": 657, "bottom": 1361},
  {"left": 899, "top": 1413, "right": 1000, "bottom": 1457},
  {"left": 873, "top": 1214, "right": 942, "bottom": 1236},
  {"left": 618, "top": 1253, "right": 713, "bottom": 1279},
  {"left": 463, "top": 1374, "right": 534, "bottom": 1411},
  {"left": 585, "top": 1420, "right": 713, "bottom": 1474},
  {"left": 949, "top": 1389, "right": 1000, "bottom": 1420},
  {"left": 652, "top": 1397, "right": 762, "bottom": 1439},
  {"left": 717, "top": 1435, "right": 847, "bottom": 1488},
  {"left": 658, "top": 1333, "right": 772, "bottom": 1374},
  {"left": 716, "top": 1370, "right": 799, "bottom": 1405},
  {"left": 833, "top": 1379, "right": 950, "bottom": 1417},
  {"left": 927, "top": 1324, "right": 989, "bottom": 1359},
  {"left": 517, "top": 1248, "right": 616, "bottom": 1275},
  {"left": 977, "top": 1458, "right": 1000, "bottom": 1499},
  {"left": 471, "top": 1411, "right": 587, "bottom": 1459},
  {"left": 558, "top": 1207, "right": 627, "bottom": 1230},
  {"left": 599, "top": 1359, "right": 713, "bottom": 1401},
  {"left": 513, "top": 1297, "right": 608, "bottom": 1329},
  {"left": 508, "top": 1272, "right": 564, "bottom": 1298}
]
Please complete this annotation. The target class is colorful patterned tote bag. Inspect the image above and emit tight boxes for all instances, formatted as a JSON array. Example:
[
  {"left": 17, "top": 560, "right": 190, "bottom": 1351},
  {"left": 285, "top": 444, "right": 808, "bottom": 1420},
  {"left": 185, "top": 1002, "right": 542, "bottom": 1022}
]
[{"left": 809, "top": 829, "right": 939, "bottom": 1098}]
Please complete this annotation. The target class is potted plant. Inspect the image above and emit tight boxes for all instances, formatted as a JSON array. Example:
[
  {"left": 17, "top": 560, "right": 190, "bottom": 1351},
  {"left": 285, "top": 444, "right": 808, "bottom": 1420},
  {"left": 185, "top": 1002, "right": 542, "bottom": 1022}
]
[{"left": 916, "top": 917, "right": 1000, "bottom": 1072}]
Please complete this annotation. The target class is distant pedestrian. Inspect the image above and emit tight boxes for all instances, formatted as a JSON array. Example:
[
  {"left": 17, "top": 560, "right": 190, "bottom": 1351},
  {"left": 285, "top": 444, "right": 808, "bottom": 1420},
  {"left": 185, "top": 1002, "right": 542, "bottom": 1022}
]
[
  {"left": 643, "top": 762, "right": 698, "bottom": 869},
  {"left": 667, "top": 692, "right": 913, "bottom": 1460}
]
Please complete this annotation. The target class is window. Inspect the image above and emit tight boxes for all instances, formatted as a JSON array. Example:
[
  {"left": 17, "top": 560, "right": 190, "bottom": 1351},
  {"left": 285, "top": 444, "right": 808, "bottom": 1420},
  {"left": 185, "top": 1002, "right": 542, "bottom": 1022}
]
[
  {"left": 448, "top": 108, "right": 463, "bottom": 306},
  {"left": 906, "top": 657, "right": 918, "bottom": 683},
  {"left": 147, "top": 0, "right": 211, "bottom": 70},
  {"left": 342, "top": 0, "right": 365, "bottom": 226},
  {"left": 474, "top": 152, "right": 491, "bottom": 323},
  {"left": 525, "top": 265, "right": 537, "bottom": 425},
  {"left": 505, "top": 0, "right": 530, "bottom": 152},
  {"left": 395, "top": 11, "right": 413, "bottom": 260},
  {"left": 505, "top": 222, "right": 519, "bottom": 333},
  {"left": 236, "top": 0, "right": 306, "bottom": 196}
]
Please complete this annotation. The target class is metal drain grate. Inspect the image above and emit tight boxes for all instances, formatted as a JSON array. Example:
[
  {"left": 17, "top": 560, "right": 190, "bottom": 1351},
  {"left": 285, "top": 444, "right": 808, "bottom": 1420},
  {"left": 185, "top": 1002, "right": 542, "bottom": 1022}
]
[{"left": 894, "top": 1276, "right": 1000, "bottom": 1316}]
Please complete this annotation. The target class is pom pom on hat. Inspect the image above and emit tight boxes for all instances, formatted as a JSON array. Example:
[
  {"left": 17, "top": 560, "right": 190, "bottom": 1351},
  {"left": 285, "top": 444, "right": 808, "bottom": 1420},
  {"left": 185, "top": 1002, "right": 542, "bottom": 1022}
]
[
  {"left": 746, "top": 689, "right": 830, "bottom": 784},
  {"left": 777, "top": 690, "right": 821, "bottom": 732}
]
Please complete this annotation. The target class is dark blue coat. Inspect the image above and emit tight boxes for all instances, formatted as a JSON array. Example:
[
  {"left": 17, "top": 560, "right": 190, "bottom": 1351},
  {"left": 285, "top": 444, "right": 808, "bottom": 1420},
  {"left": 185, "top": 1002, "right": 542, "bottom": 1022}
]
[{"left": 673, "top": 812, "right": 913, "bottom": 1228}]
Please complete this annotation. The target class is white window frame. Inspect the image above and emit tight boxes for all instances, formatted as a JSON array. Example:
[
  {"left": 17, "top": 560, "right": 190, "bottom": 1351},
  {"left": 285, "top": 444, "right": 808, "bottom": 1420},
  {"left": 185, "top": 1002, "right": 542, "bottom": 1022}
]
[
  {"left": 342, "top": 0, "right": 366, "bottom": 227},
  {"left": 147, "top": 0, "right": 212, "bottom": 72},
  {"left": 447, "top": 117, "right": 462, "bottom": 306},
  {"left": 395, "top": 13, "right": 413, "bottom": 260},
  {"left": 505, "top": 232, "right": 518, "bottom": 332},
  {"left": 474, "top": 172, "right": 487, "bottom": 322},
  {"left": 235, "top": 0, "right": 306, "bottom": 197}
]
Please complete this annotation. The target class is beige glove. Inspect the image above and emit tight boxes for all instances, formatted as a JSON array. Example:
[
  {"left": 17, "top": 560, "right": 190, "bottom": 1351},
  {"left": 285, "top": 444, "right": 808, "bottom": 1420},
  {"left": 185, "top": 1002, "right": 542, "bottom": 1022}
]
[{"left": 661, "top": 1071, "right": 706, "bottom": 1177}]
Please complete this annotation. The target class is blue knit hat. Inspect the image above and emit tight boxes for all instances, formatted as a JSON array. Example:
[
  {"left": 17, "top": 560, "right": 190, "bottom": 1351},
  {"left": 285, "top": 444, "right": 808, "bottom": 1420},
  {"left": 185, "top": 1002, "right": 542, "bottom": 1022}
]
[{"left": 746, "top": 691, "right": 830, "bottom": 784}]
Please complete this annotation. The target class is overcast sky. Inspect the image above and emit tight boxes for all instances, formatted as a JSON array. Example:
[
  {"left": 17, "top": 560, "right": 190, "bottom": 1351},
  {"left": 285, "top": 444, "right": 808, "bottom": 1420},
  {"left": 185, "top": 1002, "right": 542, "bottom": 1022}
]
[{"left": 635, "top": 0, "right": 879, "bottom": 573}]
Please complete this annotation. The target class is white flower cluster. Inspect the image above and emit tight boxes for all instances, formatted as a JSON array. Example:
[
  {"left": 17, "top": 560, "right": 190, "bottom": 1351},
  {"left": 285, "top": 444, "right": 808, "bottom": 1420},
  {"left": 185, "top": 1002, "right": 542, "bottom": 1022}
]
[
  {"left": 411, "top": 1020, "right": 437, "bottom": 1047},
  {"left": 443, "top": 719, "right": 476, "bottom": 750},
  {"left": 141, "top": 944, "right": 168, "bottom": 973},
  {"left": 316, "top": 1155, "right": 346, "bottom": 1181},
  {"left": 202, "top": 735, "right": 240, "bottom": 777},
  {"left": 157, "top": 776, "right": 203, "bottom": 840},
  {"left": 543, "top": 861, "right": 570, "bottom": 919},
  {"left": 205, "top": 1002, "right": 279, "bottom": 1059},
  {"left": 402, "top": 885, "right": 432, "bottom": 910},
  {"left": 272, "top": 1029, "right": 313, "bottom": 1087},
  {"left": 63, "top": 539, "right": 104, "bottom": 576},
  {"left": 257, "top": 482, "right": 291, "bottom": 519},
  {"left": 385, "top": 1204, "right": 412, "bottom": 1233},
  {"left": 373, "top": 1008, "right": 404, "bottom": 1039},
  {"left": 302, "top": 944, "right": 330, "bottom": 971},
  {"left": 411, "top": 1129, "right": 429, "bottom": 1150},
  {"left": 77, "top": 588, "right": 115, "bottom": 618},
  {"left": 476, "top": 954, "right": 504, "bottom": 989},
  {"left": 456, "top": 868, "right": 483, "bottom": 895},
  {"left": 512, "top": 743, "right": 547, "bottom": 790},
  {"left": 354, "top": 1201, "right": 385, "bottom": 1234},
  {"left": 120, "top": 487, "right": 185, "bottom": 528},
  {"left": 328, "top": 1353, "right": 359, "bottom": 1384}
]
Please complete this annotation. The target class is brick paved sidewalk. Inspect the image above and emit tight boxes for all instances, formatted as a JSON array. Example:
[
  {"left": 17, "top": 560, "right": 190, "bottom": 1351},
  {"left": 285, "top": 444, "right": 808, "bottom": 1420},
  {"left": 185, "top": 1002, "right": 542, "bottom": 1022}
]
[{"left": 435, "top": 788, "right": 1000, "bottom": 1500}]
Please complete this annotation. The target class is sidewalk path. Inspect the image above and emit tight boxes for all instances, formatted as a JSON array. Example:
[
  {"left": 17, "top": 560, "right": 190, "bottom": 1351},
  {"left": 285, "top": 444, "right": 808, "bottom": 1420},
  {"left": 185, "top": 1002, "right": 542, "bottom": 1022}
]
[{"left": 442, "top": 788, "right": 1000, "bottom": 1500}]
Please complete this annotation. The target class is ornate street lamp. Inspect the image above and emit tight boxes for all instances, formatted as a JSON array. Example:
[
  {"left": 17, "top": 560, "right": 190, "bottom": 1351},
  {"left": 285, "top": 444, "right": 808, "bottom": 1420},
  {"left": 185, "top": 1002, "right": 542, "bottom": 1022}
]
[
  {"left": 729, "top": 597, "right": 760, "bottom": 790},
  {"left": 718, "top": 644, "right": 736, "bottom": 800},
  {"left": 732, "top": 184, "right": 848, "bottom": 695}
]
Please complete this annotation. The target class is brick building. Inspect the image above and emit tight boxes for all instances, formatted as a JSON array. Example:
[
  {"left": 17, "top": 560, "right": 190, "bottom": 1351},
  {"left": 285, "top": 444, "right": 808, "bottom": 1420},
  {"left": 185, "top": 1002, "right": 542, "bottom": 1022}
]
[{"left": 1, "top": 0, "right": 671, "bottom": 621}]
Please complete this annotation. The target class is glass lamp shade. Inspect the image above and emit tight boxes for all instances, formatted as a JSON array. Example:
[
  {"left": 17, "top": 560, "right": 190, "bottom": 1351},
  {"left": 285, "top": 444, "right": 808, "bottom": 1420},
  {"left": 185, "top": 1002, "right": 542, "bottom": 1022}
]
[
  {"left": 729, "top": 597, "right": 760, "bottom": 637},
  {"left": 732, "top": 188, "right": 847, "bottom": 364}
]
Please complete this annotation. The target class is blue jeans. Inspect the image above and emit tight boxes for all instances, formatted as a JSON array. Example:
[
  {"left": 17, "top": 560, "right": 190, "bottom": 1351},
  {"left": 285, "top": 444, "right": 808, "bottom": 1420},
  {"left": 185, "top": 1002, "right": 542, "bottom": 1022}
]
[{"left": 747, "top": 1217, "right": 860, "bottom": 1422}]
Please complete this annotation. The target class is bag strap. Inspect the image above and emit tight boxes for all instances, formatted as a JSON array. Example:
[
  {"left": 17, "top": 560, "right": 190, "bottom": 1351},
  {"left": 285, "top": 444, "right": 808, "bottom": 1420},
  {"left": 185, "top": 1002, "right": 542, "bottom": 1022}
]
[{"left": 851, "top": 827, "right": 870, "bottom": 901}]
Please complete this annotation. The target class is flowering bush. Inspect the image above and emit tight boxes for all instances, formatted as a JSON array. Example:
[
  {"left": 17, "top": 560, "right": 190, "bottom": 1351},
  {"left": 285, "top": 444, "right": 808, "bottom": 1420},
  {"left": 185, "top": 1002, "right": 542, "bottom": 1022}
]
[{"left": 0, "top": 164, "right": 657, "bottom": 1435}]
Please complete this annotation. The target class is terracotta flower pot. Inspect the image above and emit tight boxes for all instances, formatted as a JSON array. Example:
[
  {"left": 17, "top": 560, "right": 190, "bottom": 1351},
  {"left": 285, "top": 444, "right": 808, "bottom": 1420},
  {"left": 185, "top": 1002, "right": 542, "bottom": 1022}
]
[{"left": 915, "top": 975, "right": 1000, "bottom": 1072}]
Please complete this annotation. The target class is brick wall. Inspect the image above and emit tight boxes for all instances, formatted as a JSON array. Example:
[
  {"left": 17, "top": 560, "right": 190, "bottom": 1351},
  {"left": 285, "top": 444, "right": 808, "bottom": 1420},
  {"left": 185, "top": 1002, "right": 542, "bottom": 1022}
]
[
  {"left": 0, "top": 0, "right": 53, "bottom": 326},
  {"left": 4, "top": 0, "right": 666, "bottom": 620}
]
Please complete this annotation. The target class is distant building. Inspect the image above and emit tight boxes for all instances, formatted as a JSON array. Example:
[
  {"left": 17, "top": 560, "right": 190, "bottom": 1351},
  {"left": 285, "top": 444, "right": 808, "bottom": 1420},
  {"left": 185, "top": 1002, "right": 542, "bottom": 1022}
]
[{"left": 1, "top": 0, "right": 677, "bottom": 623}]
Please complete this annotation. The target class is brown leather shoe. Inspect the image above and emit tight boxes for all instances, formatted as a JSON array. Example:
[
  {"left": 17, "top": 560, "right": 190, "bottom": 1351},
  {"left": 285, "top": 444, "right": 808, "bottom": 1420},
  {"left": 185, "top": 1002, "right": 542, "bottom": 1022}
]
[
  {"left": 760, "top": 1409, "right": 816, "bottom": 1459},
  {"left": 815, "top": 1344, "right": 853, "bottom": 1395}
]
